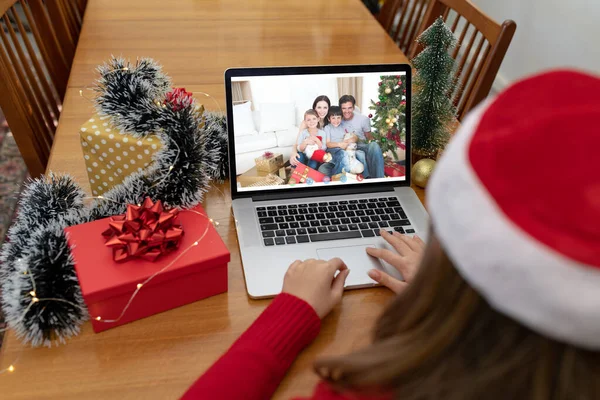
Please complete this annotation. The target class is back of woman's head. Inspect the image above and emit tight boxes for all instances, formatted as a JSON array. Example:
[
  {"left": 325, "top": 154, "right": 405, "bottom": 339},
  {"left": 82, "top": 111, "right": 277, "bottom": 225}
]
[
  {"left": 315, "top": 233, "right": 600, "bottom": 399},
  {"left": 315, "top": 70, "right": 600, "bottom": 399}
]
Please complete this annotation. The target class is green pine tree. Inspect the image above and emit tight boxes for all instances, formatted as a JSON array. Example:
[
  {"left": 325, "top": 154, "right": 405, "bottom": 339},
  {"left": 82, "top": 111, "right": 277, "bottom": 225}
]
[
  {"left": 368, "top": 75, "right": 407, "bottom": 159},
  {"left": 412, "top": 17, "right": 457, "bottom": 156}
]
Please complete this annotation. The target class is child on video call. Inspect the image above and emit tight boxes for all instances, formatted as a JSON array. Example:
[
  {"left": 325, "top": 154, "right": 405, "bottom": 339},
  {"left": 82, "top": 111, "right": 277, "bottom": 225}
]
[
  {"left": 324, "top": 106, "right": 366, "bottom": 176},
  {"left": 297, "top": 109, "right": 327, "bottom": 169}
]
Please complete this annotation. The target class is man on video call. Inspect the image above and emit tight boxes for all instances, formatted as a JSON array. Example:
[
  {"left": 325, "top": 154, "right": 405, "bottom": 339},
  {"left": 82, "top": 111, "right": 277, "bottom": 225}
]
[{"left": 338, "top": 95, "right": 385, "bottom": 179}]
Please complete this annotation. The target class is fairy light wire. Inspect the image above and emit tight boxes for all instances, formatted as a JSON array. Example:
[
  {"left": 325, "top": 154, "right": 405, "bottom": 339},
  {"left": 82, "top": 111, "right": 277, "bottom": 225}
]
[
  {"left": 1, "top": 64, "right": 230, "bottom": 376},
  {"left": 0, "top": 207, "right": 219, "bottom": 375}
]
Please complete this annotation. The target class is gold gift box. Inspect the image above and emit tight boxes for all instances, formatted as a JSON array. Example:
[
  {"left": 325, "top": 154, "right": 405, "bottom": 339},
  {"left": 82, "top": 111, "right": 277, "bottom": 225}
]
[
  {"left": 254, "top": 152, "right": 284, "bottom": 173},
  {"left": 79, "top": 114, "right": 162, "bottom": 196}
]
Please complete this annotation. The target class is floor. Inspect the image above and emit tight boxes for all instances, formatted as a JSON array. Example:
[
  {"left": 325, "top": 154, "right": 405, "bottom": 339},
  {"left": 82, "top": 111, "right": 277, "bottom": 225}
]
[{"left": 0, "top": 109, "right": 29, "bottom": 348}]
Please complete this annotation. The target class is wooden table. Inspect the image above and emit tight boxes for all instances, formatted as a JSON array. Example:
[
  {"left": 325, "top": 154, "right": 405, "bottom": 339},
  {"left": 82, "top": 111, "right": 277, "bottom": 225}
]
[{"left": 1, "top": 1, "right": 423, "bottom": 398}]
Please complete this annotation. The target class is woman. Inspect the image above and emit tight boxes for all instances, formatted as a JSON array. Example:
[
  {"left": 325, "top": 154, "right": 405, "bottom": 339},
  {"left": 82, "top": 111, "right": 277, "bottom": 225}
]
[
  {"left": 182, "top": 70, "right": 600, "bottom": 400},
  {"left": 290, "top": 95, "right": 330, "bottom": 166}
]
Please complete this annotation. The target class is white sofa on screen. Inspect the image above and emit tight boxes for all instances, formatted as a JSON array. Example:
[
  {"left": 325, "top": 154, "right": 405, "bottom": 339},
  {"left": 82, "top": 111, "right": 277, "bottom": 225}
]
[{"left": 232, "top": 101, "right": 302, "bottom": 175}]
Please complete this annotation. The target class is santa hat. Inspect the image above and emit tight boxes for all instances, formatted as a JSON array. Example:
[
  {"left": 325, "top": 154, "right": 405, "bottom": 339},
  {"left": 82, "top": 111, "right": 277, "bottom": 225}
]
[{"left": 427, "top": 70, "right": 600, "bottom": 349}]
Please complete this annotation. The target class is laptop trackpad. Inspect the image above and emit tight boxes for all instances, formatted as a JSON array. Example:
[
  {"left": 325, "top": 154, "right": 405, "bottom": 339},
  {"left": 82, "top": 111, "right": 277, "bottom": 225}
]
[{"left": 316, "top": 245, "right": 383, "bottom": 288}]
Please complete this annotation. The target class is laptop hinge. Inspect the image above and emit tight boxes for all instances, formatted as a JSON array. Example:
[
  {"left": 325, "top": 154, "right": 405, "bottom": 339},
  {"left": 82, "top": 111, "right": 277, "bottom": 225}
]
[{"left": 251, "top": 185, "right": 396, "bottom": 202}]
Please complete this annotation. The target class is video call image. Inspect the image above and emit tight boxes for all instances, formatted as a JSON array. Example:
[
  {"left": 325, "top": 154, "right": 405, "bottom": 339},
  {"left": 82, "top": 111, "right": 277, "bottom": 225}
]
[{"left": 231, "top": 72, "right": 408, "bottom": 191}]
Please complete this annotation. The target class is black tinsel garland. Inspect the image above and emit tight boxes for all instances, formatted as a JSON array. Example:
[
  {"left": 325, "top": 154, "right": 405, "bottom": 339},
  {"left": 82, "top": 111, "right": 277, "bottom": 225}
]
[
  {"left": 93, "top": 57, "right": 172, "bottom": 137},
  {"left": 0, "top": 56, "right": 229, "bottom": 347},
  {"left": 0, "top": 175, "right": 88, "bottom": 346},
  {"left": 204, "top": 111, "right": 229, "bottom": 182}
]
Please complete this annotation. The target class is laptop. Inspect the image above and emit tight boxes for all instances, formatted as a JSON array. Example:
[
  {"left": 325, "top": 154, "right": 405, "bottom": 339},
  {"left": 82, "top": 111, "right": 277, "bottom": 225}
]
[{"left": 225, "top": 64, "right": 428, "bottom": 298}]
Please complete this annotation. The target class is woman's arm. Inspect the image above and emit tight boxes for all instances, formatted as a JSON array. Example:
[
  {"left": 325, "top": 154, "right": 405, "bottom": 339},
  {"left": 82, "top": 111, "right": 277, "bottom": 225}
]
[
  {"left": 181, "top": 259, "right": 350, "bottom": 400},
  {"left": 181, "top": 294, "right": 321, "bottom": 400}
]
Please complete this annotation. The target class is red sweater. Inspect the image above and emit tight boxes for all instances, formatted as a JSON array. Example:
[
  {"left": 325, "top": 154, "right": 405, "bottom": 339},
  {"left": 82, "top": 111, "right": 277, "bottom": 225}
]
[{"left": 181, "top": 293, "right": 390, "bottom": 400}]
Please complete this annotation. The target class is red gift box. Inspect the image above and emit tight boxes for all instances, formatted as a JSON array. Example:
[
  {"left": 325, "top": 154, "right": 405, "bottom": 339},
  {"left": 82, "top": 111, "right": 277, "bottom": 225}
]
[
  {"left": 65, "top": 204, "right": 230, "bottom": 332},
  {"left": 290, "top": 161, "right": 326, "bottom": 183},
  {"left": 384, "top": 161, "right": 406, "bottom": 178}
]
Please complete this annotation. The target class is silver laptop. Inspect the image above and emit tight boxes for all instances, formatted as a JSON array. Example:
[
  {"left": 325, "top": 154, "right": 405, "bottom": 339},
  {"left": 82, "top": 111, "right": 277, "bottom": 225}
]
[{"left": 225, "top": 65, "right": 428, "bottom": 298}]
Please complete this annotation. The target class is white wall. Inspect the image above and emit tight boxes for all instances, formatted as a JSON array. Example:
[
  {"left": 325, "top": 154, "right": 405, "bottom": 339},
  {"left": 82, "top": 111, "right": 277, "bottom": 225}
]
[
  {"left": 472, "top": 0, "right": 600, "bottom": 89},
  {"left": 248, "top": 76, "right": 339, "bottom": 126}
]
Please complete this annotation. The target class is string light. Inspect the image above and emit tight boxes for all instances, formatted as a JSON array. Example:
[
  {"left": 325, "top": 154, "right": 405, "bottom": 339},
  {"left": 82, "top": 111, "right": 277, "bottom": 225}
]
[
  {"left": 0, "top": 185, "right": 236, "bottom": 377},
  {"left": 0, "top": 84, "right": 235, "bottom": 376}
]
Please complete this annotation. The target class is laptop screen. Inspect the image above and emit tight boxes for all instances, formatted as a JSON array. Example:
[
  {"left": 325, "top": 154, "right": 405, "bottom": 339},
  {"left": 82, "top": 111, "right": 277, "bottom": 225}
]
[{"left": 228, "top": 68, "right": 409, "bottom": 193}]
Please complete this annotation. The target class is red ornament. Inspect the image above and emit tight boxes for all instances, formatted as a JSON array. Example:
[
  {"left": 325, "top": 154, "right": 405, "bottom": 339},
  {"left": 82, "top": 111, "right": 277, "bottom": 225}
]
[
  {"left": 396, "top": 75, "right": 401, "bottom": 79},
  {"left": 368, "top": 114, "right": 373, "bottom": 118},
  {"left": 401, "top": 100, "right": 406, "bottom": 106},
  {"left": 102, "top": 198, "right": 184, "bottom": 263},
  {"left": 398, "top": 81, "right": 402, "bottom": 86},
  {"left": 376, "top": 102, "right": 380, "bottom": 106},
  {"left": 378, "top": 82, "right": 382, "bottom": 86},
  {"left": 165, "top": 87, "right": 193, "bottom": 111}
]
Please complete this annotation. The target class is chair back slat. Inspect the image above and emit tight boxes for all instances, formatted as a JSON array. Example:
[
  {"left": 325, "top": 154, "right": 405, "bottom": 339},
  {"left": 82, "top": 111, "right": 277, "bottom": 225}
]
[
  {"left": 24, "top": 0, "right": 69, "bottom": 99},
  {"left": 410, "top": 0, "right": 516, "bottom": 120},
  {"left": 397, "top": 0, "right": 420, "bottom": 48},
  {"left": 9, "top": 6, "right": 60, "bottom": 118},
  {"left": 76, "top": 0, "right": 87, "bottom": 16},
  {"left": 402, "top": 0, "right": 426, "bottom": 51},
  {"left": 449, "top": 12, "right": 460, "bottom": 33},
  {"left": 58, "top": 0, "right": 82, "bottom": 39},
  {"left": 457, "top": 41, "right": 490, "bottom": 116},
  {"left": 2, "top": 14, "right": 55, "bottom": 136},
  {"left": 0, "top": 40, "right": 50, "bottom": 160},
  {"left": 378, "top": 0, "right": 430, "bottom": 56},
  {"left": 31, "top": 0, "right": 74, "bottom": 69},
  {"left": 0, "top": 0, "right": 86, "bottom": 178},
  {"left": 453, "top": 20, "right": 470, "bottom": 59}
]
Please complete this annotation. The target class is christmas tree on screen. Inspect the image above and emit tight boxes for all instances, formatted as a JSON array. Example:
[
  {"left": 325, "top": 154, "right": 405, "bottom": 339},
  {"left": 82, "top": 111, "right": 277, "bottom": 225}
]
[{"left": 368, "top": 75, "right": 407, "bottom": 160}]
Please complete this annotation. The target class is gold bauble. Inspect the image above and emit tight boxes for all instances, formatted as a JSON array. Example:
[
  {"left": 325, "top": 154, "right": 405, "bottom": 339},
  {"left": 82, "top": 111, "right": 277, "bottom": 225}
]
[
  {"left": 412, "top": 158, "right": 436, "bottom": 188},
  {"left": 384, "top": 87, "right": 392, "bottom": 94},
  {"left": 392, "top": 117, "right": 397, "bottom": 123},
  {"left": 385, "top": 118, "right": 391, "bottom": 123},
  {"left": 388, "top": 122, "right": 394, "bottom": 127}
]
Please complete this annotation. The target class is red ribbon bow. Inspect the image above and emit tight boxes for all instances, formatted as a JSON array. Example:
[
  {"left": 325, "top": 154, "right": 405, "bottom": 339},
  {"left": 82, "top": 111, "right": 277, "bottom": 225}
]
[
  {"left": 164, "top": 87, "right": 193, "bottom": 111},
  {"left": 102, "top": 198, "right": 184, "bottom": 263},
  {"left": 263, "top": 151, "right": 274, "bottom": 158}
]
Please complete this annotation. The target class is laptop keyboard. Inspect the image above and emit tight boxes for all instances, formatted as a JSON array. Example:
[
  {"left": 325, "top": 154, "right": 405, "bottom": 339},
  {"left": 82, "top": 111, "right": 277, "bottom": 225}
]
[{"left": 256, "top": 197, "right": 416, "bottom": 246}]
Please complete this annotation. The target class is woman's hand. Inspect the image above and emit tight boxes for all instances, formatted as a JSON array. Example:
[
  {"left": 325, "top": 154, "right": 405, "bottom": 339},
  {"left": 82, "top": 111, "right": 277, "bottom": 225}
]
[
  {"left": 366, "top": 230, "right": 425, "bottom": 294},
  {"left": 290, "top": 151, "right": 300, "bottom": 166},
  {"left": 305, "top": 137, "right": 316, "bottom": 145},
  {"left": 282, "top": 258, "right": 350, "bottom": 319}
]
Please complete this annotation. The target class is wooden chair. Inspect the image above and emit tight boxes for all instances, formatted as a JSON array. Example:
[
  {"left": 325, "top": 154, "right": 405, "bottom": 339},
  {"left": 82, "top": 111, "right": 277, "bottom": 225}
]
[
  {"left": 410, "top": 0, "right": 516, "bottom": 120},
  {"left": 0, "top": 0, "right": 87, "bottom": 178},
  {"left": 378, "top": 0, "right": 430, "bottom": 56}
]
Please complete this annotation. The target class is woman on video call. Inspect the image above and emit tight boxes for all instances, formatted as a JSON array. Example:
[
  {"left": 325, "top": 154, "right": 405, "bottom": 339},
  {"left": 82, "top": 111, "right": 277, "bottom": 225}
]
[
  {"left": 183, "top": 70, "right": 600, "bottom": 400},
  {"left": 290, "top": 95, "right": 331, "bottom": 167}
]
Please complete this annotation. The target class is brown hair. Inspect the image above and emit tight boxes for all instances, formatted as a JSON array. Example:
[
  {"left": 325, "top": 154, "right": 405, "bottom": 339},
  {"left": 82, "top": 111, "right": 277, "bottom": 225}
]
[
  {"left": 314, "top": 233, "right": 600, "bottom": 399},
  {"left": 313, "top": 95, "right": 331, "bottom": 128},
  {"left": 339, "top": 94, "right": 356, "bottom": 107},
  {"left": 304, "top": 109, "right": 319, "bottom": 120}
]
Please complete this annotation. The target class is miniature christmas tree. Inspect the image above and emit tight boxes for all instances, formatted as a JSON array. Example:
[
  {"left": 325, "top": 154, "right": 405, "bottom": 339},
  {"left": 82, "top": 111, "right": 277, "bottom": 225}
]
[
  {"left": 412, "top": 17, "right": 457, "bottom": 156},
  {"left": 368, "top": 75, "right": 407, "bottom": 159}
]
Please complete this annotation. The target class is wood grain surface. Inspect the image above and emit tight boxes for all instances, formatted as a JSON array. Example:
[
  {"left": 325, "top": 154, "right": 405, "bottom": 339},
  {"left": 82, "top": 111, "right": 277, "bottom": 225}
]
[{"left": 0, "top": 1, "right": 425, "bottom": 398}]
